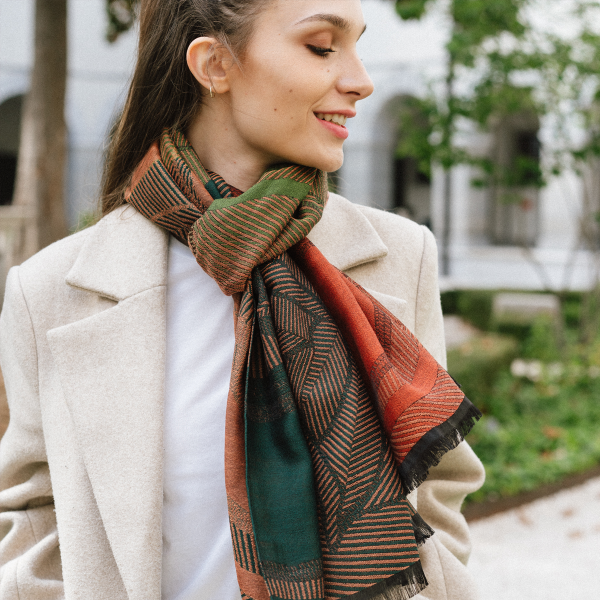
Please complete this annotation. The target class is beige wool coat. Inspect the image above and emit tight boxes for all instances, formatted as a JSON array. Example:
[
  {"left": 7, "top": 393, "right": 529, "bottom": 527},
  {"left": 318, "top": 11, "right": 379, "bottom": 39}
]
[{"left": 0, "top": 192, "right": 485, "bottom": 600}]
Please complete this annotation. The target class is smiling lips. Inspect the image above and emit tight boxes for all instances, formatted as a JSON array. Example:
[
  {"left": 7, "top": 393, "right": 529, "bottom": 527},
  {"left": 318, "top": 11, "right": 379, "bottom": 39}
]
[
  {"left": 315, "top": 112, "right": 348, "bottom": 126},
  {"left": 315, "top": 112, "right": 350, "bottom": 139}
]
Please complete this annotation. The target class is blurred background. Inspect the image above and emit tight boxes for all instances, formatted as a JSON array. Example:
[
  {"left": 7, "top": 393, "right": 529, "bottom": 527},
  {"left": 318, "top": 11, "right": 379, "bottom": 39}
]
[{"left": 0, "top": 0, "right": 599, "bottom": 596}]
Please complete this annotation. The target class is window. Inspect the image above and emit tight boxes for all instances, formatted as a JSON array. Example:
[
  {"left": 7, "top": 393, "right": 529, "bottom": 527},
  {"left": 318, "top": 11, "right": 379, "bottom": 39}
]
[{"left": 491, "top": 117, "right": 541, "bottom": 246}]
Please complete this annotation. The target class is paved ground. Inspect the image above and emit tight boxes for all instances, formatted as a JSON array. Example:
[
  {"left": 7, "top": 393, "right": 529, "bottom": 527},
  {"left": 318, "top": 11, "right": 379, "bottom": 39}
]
[{"left": 468, "top": 476, "right": 600, "bottom": 599}]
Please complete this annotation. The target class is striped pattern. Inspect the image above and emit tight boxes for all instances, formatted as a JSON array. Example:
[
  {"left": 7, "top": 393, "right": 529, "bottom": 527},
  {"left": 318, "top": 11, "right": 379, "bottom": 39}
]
[
  {"left": 290, "top": 242, "right": 482, "bottom": 495},
  {"left": 230, "top": 519, "right": 260, "bottom": 574},
  {"left": 262, "top": 559, "right": 325, "bottom": 600},
  {"left": 125, "top": 129, "right": 481, "bottom": 600}
]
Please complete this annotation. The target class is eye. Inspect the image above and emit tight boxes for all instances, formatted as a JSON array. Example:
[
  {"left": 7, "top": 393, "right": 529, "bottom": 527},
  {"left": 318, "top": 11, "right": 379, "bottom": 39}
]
[{"left": 307, "top": 44, "right": 335, "bottom": 57}]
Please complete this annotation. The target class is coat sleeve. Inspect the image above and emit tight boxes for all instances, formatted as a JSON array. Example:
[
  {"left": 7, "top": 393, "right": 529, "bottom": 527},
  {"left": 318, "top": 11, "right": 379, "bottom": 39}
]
[
  {"left": 412, "top": 226, "right": 485, "bottom": 600},
  {"left": 0, "top": 267, "right": 64, "bottom": 599}
]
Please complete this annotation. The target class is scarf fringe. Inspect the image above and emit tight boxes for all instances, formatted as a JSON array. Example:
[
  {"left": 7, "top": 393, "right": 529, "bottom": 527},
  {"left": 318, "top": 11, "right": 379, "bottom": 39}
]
[
  {"left": 399, "top": 397, "right": 482, "bottom": 494},
  {"left": 411, "top": 510, "right": 435, "bottom": 547},
  {"left": 345, "top": 561, "right": 429, "bottom": 600}
]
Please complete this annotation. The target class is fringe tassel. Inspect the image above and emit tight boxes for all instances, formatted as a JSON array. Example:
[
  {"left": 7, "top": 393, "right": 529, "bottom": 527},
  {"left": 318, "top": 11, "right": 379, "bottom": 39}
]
[
  {"left": 399, "top": 397, "right": 482, "bottom": 494},
  {"left": 346, "top": 561, "right": 429, "bottom": 600},
  {"left": 410, "top": 509, "right": 435, "bottom": 547}
]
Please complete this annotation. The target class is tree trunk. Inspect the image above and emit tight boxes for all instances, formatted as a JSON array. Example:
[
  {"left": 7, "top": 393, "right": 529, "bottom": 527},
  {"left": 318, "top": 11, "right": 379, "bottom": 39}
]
[
  {"left": 11, "top": 0, "right": 68, "bottom": 264},
  {"left": 441, "top": 168, "right": 452, "bottom": 276}
]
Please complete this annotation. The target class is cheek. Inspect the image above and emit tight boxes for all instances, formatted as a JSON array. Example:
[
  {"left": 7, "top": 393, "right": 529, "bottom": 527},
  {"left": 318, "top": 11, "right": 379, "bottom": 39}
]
[
  {"left": 246, "top": 54, "right": 328, "bottom": 121},
  {"left": 234, "top": 71, "right": 313, "bottom": 139},
  {"left": 229, "top": 57, "right": 341, "bottom": 168}
]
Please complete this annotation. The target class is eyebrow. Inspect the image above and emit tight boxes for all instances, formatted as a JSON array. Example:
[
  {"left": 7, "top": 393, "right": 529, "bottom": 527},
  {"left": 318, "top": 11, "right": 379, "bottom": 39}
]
[{"left": 295, "top": 13, "right": 367, "bottom": 36}]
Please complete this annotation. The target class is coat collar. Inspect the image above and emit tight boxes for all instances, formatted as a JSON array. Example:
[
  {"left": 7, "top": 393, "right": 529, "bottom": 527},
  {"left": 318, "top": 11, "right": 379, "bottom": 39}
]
[
  {"left": 66, "top": 193, "right": 388, "bottom": 301},
  {"left": 66, "top": 204, "right": 169, "bottom": 301}
]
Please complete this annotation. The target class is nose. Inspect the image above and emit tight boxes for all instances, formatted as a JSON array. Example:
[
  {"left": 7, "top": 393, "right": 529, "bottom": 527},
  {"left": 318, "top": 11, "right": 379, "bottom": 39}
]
[{"left": 338, "top": 52, "right": 374, "bottom": 100}]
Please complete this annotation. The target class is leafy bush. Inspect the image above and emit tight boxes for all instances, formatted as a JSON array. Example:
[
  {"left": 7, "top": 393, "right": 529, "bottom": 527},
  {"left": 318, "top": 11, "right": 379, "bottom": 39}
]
[
  {"left": 447, "top": 334, "right": 518, "bottom": 412},
  {"left": 465, "top": 371, "right": 600, "bottom": 503},
  {"left": 456, "top": 290, "right": 495, "bottom": 331},
  {"left": 442, "top": 289, "right": 600, "bottom": 505},
  {"left": 520, "top": 315, "right": 562, "bottom": 362}
]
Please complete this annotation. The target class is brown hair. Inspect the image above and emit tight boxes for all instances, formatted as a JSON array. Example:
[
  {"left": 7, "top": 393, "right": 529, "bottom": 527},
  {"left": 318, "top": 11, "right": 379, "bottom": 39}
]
[{"left": 100, "top": 0, "right": 269, "bottom": 215}]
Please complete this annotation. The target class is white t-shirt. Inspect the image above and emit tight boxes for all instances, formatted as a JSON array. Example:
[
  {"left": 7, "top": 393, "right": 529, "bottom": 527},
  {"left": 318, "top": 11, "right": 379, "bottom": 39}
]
[{"left": 162, "top": 236, "right": 241, "bottom": 600}]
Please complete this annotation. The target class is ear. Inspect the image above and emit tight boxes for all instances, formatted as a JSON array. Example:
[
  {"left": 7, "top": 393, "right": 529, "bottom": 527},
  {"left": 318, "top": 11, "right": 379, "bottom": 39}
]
[{"left": 187, "top": 37, "right": 234, "bottom": 96}]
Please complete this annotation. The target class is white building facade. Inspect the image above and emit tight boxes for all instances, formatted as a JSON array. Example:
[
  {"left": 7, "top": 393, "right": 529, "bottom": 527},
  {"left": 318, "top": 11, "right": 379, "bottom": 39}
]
[{"left": 0, "top": 0, "right": 596, "bottom": 292}]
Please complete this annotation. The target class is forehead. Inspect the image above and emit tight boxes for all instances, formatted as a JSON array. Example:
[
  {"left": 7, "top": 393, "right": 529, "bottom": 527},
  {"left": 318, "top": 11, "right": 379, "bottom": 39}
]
[{"left": 259, "top": 0, "right": 366, "bottom": 33}]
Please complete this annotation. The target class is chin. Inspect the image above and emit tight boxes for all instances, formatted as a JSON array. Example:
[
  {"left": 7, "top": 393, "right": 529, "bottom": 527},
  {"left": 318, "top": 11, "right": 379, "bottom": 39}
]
[{"left": 298, "top": 148, "right": 344, "bottom": 173}]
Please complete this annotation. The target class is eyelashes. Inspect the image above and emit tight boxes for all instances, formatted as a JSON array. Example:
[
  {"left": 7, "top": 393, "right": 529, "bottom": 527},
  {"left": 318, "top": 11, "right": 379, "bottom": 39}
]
[{"left": 307, "top": 44, "right": 335, "bottom": 57}]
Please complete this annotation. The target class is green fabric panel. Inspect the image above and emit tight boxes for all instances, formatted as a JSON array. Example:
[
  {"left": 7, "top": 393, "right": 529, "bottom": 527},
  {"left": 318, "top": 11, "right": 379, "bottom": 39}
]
[
  {"left": 209, "top": 178, "right": 310, "bottom": 211},
  {"left": 205, "top": 179, "right": 222, "bottom": 200},
  {"left": 245, "top": 269, "right": 321, "bottom": 567}
]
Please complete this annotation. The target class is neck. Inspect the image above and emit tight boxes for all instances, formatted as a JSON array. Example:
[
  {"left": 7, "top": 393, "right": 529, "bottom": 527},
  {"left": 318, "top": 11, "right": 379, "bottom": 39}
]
[{"left": 186, "top": 97, "right": 275, "bottom": 192}]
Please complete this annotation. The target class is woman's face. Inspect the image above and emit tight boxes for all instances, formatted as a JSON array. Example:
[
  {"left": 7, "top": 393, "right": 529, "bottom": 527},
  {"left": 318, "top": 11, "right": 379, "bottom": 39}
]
[{"left": 225, "top": 0, "right": 373, "bottom": 173}]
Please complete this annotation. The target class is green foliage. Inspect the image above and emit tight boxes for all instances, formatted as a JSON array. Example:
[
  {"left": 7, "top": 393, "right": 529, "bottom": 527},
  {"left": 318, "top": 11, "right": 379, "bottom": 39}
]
[
  {"left": 440, "top": 290, "right": 460, "bottom": 315},
  {"left": 441, "top": 289, "right": 495, "bottom": 329},
  {"left": 456, "top": 290, "right": 494, "bottom": 331},
  {"left": 443, "top": 289, "right": 600, "bottom": 505},
  {"left": 106, "top": 0, "right": 139, "bottom": 42},
  {"left": 466, "top": 372, "right": 600, "bottom": 503},
  {"left": 393, "top": 0, "right": 600, "bottom": 193},
  {"left": 520, "top": 316, "right": 561, "bottom": 362},
  {"left": 395, "top": 0, "right": 429, "bottom": 21},
  {"left": 447, "top": 334, "right": 519, "bottom": 411}
]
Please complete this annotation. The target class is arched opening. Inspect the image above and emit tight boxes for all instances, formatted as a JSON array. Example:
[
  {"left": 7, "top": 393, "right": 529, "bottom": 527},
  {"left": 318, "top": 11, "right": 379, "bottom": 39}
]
[
  {"left": 0, "top": 95, "right": 24, "bottom": 206},
  {"left": 393, "top": 155, "right": 432, "bottom": 227}
]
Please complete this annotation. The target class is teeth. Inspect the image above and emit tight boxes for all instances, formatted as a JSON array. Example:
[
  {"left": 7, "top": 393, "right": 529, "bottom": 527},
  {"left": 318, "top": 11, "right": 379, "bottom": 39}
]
[{"left": 316, "top": 112, "right": 347, "bottom": 127}]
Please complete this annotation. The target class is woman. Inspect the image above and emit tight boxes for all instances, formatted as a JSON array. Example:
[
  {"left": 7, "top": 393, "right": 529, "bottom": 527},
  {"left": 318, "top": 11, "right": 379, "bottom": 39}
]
[{"left": 0, "top": 0, "right": 484, "bottom": 599}]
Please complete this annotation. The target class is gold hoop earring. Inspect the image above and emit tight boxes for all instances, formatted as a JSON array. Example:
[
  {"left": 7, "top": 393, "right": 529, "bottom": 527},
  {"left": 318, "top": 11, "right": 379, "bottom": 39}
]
[{"left": 209, "top": 86, "right": 215, "bottom": 98}]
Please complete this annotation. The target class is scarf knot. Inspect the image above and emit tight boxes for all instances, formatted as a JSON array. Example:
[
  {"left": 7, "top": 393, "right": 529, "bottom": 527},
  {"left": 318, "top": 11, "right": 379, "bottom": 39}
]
[
  {"left": 190, "top": 164, "right": 327, "bottom": 295},
  {"left": 126, "top": 129, "right": 328, "bottom": 295}
]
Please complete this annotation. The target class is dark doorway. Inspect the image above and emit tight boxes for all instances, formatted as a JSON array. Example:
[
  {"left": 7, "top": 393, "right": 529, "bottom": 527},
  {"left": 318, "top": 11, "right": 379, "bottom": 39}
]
[
  {"left": 0, "top": 95, "right": 24, "bottom": 206},
  {"left": 393, "top": 155, "right": 432, "bottom": 227},
  {"left": 0, "top": 153, "right": 17, "bottom": 205}
]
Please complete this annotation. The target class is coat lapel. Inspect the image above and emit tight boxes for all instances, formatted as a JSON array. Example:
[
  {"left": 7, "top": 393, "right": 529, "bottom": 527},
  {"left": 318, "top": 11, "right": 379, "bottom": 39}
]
[
  {"left": 47, "top": 206, "right": 169, "bottom": 600},
  {"left": 308, "top": 192, "right": 389, "bottom": 271}
]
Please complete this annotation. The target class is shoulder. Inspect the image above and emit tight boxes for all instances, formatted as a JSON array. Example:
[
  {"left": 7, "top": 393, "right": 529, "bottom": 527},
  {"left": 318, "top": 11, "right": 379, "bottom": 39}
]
[
  {"left": 14, "top": 227, "right": 92, "bottom": 300},
  {"left": 14, "top": 206, "right": 134, "bottom": 294},
  {"left": 1, "top": 226, "right": 93, "bottom": 344}
]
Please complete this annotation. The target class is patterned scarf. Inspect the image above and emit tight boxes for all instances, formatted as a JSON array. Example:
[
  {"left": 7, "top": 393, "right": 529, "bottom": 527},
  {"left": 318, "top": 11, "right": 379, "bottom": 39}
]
[{"left": 126, "top": 129, "right": 481, "bottom": 600}]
